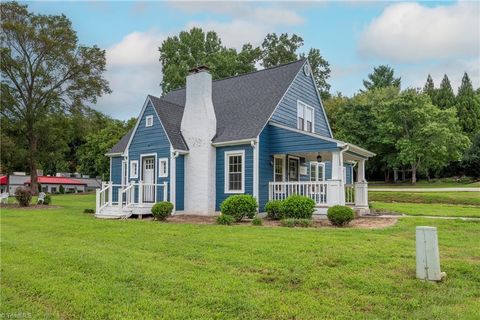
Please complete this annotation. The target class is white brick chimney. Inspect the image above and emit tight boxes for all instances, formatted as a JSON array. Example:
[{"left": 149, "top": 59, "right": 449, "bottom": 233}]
[{"left": 181, "top": 66, "right": 217, "bottom": 214}]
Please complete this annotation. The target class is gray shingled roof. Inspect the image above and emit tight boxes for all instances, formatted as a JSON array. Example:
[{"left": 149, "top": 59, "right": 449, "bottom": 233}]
[
  {"left": 108, "top": 127, "right": 133, "bottom": 154},
  {"left": 109, "top": 59, "right": 305, "bottom": 154}
]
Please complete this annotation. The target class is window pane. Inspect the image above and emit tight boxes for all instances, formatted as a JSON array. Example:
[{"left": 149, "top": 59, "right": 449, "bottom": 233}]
[
  {"left": 306, "top": 121, "right": 312, "bottom": 132},
  {"left": 298, "top": 117, "right": 304, "bottom": 130},
  {"left": 310, "top": 163, "right": 316, "bottom": 181},
  {"left": 228, "top": 154, "right": 243, "bottom": 190}
]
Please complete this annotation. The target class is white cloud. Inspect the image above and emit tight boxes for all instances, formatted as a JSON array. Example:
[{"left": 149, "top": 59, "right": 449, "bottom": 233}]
[
  {"left": 358, "top": 2, "right": 480, "bottom": 62},
  {"left": 93, "top": 31, "right": 164, "bottom": 119}
]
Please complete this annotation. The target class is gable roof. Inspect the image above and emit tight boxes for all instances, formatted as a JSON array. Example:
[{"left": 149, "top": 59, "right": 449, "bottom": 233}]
[{"left": 109, "top": 59, "right": 306, "bottom": 154}]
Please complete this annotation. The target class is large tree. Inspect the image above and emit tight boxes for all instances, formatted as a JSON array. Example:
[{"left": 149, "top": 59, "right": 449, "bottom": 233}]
[
  {"left": 0, "top": 1, "right": 110, "bottom": 192},
  {"left": 300, "top": 48, "right": 331, "bottom": 100},
  {"left": 363, "top": 65, "right": 401, "bottom": 91},
  {"left": 261, "top": 33, "right": 303, "bottom": 68},
  {"left": 377, "top": 89, "right": 469, "bottom": 183},
  {"left": 423, "top": 74, "right": 435, "bottom": 101},
  {"left": 159, "top": 28, "right": 261, "bottom": 94},
  {"left": 455, "top": 72, "right": 480, "bottom": 139},
  {"left": 434, "top": 74, "right": 455, "bottom": 109}
]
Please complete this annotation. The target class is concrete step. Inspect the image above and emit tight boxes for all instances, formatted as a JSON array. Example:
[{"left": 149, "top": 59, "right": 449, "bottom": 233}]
[{"left": 95, "top": 206, "right": 132, "bottom": 219}]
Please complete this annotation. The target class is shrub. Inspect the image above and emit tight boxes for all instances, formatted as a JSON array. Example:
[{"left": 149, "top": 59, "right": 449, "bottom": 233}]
[
  {"left": 43, "top": 194, "right": 52, "bottom": 205},
  {"left": 151, "top": 202, "right": 174, "bottom": 221},
  {"left": 281, "top": 195, "right": 316, "bottom": 219},
  {"left": 251, "top": 216, "right": 263, "bottom": 226},
  {"left": 216, "top": 214, "right": 235, "bottom": 225},
  {"left": 327, "top": 205, "right": 355, "bottom": 227},
  {"left": 83, "top": 208, "right": 95, "bottom": 214},
  {"left": 59, "top": 185, "right": 65, "bottom": 194},
  {"left": 280, "top": 218, "right": 313, "bottom": 228},
  {"left": 220, "top": 195, "right": 257, "bottom": 222},
  {"left": 264, "top": 200, "right": 284, "bottom": 220},
  {"left": 15, "top": 188, "right": 32, "bottom": 207}
]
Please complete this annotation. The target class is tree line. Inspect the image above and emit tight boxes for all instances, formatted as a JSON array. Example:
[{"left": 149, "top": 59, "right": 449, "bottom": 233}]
[{"left": 1, "top": 1, "right": 479, "bottom": 191}]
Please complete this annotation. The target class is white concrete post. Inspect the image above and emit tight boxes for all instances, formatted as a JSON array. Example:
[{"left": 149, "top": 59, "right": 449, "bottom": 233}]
[
  {"left": 118, "top": 187, "right": 123, "bottom": 211},
  {"left": 163, "top": 182, "right": 168, "bottom": 202},
  {"left": 357, "top": 159, "right": 366, "bottom": 182},
  {"left": 416, "top": 227, "right": 446, "bottom": 281},
  {"left": 327, "top": 150, "right": 345, "bottom": 206},
  {"left": 331, "top": 151, "right": 341, "bottom": 180}
]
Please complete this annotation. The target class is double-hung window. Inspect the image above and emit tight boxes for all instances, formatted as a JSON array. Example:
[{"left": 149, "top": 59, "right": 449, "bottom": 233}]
[
  {"left": 225, "top": 150, "right": 245, "bottom": 193},
  {"left": 145, "top": 115, "right": 153, "bottom": 127},
  {"left": 297, "top": 101, "right": 314, "bottom": 133},
  {"left": 158, "top": 158, "right": 168, "bottom": 178},
  {"left": 130, "top": 160, "right": 139, "bottom": 179}
]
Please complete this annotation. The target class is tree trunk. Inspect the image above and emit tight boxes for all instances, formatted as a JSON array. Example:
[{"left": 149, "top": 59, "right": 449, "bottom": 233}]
[
  {"left": 28, "top": 130, "right": 38, "bottom": 195},
  {"left": 384, "top": 168, "right": 389, "bottom": 183},
  {"left": 411, "top": 164, "right": 417, "bottom": 185}
]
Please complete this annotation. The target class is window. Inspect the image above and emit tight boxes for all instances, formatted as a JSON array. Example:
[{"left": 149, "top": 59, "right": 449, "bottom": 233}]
[
  {"left": 51, "top": 187, "right": 57, "bottom": 193},
  {"left": 130, "top": 160, "right": 139, "bottom": 178},
  {"left": 297, "top": 101, "right": 314, "bottom": 133},
  {"left": 274, "top": 156, "right": 285, "bottom": 182},
  {"left": 310, "top": 162, "right": 325, "bottom": 182},
  {"left": 159, "top": 158, "right": 168, "bottom": 178},
  {"left": 225, "top": 150, "right": 245, "bottom": 193},
  {"left": 145, "top": 115, "right": 153, "bottom": 127}
]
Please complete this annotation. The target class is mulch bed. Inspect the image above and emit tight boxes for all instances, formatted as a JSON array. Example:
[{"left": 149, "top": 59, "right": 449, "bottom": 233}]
[
  {"left": 163, "top": 215, "right": 398, "bottom": 229},
  {"left": 0, "top": 204, "right": 61, "bottom": 210}
]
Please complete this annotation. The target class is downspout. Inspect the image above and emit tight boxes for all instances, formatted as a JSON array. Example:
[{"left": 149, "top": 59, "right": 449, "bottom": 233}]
[
  {"left": 251, "top": 138, "right": 259, "bottom": 205},
  {"left": 170, "top": 150, "right": 180, "bottom": 215}
]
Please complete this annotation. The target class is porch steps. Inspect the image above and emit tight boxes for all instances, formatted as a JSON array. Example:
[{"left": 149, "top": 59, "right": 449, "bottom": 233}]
[{"left": 95, "top": 205, "right": 132, "bottom": 219}]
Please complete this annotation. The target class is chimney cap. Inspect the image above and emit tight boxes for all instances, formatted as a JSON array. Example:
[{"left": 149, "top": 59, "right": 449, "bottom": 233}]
[{"left": 188, "top": 65, "right": 210, "bottom": 74}]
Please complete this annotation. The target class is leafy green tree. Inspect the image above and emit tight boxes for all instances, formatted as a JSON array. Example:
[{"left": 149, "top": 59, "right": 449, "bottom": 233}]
[
  {"left": 0, "top": 1, "right": 110, "bottom": 193},
  {"left": 300, "top": 48, "right": 331, "bottom": 100},
  {"left": 363, "top": 65, "right": 401, "bottom": 91},
  {"left": 433, "top": 74, "right": 455, "bottom": 109},
  {"left": 423, "top": 74, "right": 435, "bottom": 101},
  {"left": 462, "top": 132, "right": 480, "bottom": 178},
  {"left": 261, "top": 33, "right": 303, "bottom": 68},
  {"left": 455, "top": 72, "right": 480, "bottom": 139},
  {"left": 77, "top": 120, "right": 135, "bottom": 179},
  {"left": 377, "top": 89, "right": 469, "bottom": 183},
  {"left": 159, "top": 27, "right": 261, "bottom": 94}
]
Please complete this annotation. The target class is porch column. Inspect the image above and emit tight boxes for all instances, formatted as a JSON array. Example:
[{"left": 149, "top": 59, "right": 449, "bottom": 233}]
[
  {"left": 327, "top": 150, "right": 345, "bottom": 206},
  {"left": 355, "top": 159, "right": 369, "bottom": 215}
]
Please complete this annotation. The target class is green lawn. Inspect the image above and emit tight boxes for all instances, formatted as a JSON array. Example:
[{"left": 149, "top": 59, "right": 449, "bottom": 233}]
[
  {"left": 371, "top": 202, "right": 480, "bottom": 218},
  {"left": 2, "top": 194, "right": 480, "bottom": 319},
  {"left": 369, "top": 191, "right": 480, "bottom": 206},
  {"left": 369, "top": 180, "right": 480, "bottom": 188}
]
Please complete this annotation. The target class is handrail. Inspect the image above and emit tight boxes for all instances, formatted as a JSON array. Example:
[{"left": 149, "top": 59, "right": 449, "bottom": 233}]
[
  {"left": 121, "top": 183, "right": 135, "bottom": 208},
  {"left": 269, "top": 181, "right": 327, "bottom": 204}
]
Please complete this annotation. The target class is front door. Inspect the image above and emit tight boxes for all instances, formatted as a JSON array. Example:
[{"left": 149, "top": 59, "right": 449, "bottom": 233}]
[
  {"left": 142, "top": 157, "right": 155, "bottom": 203},
  {"left": 288, "top": 157, "right": 299, "bottom": 182}
]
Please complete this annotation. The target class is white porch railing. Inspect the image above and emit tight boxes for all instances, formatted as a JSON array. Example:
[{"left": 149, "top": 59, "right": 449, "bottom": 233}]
[
  {"left": 96, "top": 181, "right": 168, "bottom": 214},
  {"left": 269, "top": 181, "right": 327, "bottom": 205},
  {"left": 345, "top": 184, "right": 355, "bottom": 205}
]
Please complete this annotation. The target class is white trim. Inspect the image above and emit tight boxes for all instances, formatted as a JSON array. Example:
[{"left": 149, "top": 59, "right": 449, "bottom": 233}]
[
  {"left": 252, "top": 139, "right": 259, "bottom": 201},
  {"left": 273, "top": 155, "right": 286, "bottom": 182},
  {"left": 170, "top": 146, "right": 177, "bottom": 212},
  {"left": 121, "top": 159, "right": 128, "bottom": 185},
  {"left": 269, "top": 121, "right": 345, "bottom": 147},
  {"left": 309, "top": 161, "right": 325, "bottom": 182},
  {"left": 105, "top": 152, "right": 122, "bottom": 156},
  {"left": 130, "top": 160, "right": 139, "bottom": 179},
  {"left": 212, "top": 139, "right": 255, "bottom": 147},
  {"left": 297, "top": 100, "right": 315, "bottom": 133},
  {"left": 287, "top": 155, "right": 300, "bottom": 181},
  {"left": 224, "top": 150, "right": 245, "bottom": 194},
  {"left": 140, "top": 153, "right": 158, "bottom": 203},
  {"left": 145, "top": 115, "right": 153, "bottom": 127},
  {"left": 305, "top": 59, "right": 334, "bottom": 138},
  {"left": 158, "top": 158, "right": 169, "bottom": 178}
]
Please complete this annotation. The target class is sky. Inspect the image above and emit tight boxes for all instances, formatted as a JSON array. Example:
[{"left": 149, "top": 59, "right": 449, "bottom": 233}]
[{"left": 24, "top": 1, "right": 480, "bottom": 120}]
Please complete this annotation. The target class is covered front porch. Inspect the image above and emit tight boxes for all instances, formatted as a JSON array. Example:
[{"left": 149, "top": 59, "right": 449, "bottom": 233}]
[{"left": 260, "top": 122, "right": 374, "bottom": 215}]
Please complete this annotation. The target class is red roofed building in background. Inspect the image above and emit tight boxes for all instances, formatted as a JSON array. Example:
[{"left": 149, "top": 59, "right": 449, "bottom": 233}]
[
  {"left": 0, "top": 176, "right": 7, "bottom": 193},
  {"left": 25, "top": 176, "right": 87, "bottom": 193}
]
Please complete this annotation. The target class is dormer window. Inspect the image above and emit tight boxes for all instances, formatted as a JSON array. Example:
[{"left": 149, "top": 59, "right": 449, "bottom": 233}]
[
  {"left": 297, "top": 101, "right": 314, "bottom": 133},
  {"left": 145, "top": 115, "right": 153, "bottom": 127}
]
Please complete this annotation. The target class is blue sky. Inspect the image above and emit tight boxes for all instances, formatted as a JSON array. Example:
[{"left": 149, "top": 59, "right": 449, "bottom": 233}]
[{"left": 24, "top": 1, "right": 480, "bottom": 120}]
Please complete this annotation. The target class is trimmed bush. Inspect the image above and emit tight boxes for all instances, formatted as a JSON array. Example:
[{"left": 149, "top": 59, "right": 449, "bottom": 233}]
[
  {"left": 281, "top": 195, "right": 316, "bottom": 219},
  {"left": 217, "top": 214, "right": 235, "bottom": 225},
  {"left": 15, "top": 188, "right": 32, "bottom": 207},
  {"left": 83, "top": 208, "right": 95, "bottom": 214},
  {"left": 59, "top": 185, "right": 65, "bottom": 194},
  {"left": 151, "top": 201, "right": 174, "bottom": 221},
  {"left": 220, "top": 195, "right": 257, "bottom": 222},
  {"left": 264, "top": 200, "right": 284, "bottom": 220},
  {"left": 280, "top": 218, "right": 313, "bottom": 228},
  {"left": 251, "top": 216, "right": 263, "bottom": 226},
  {"left": 43, "top": 194, "right": 52, "bottom": 205},
  {"left": 327, "top": 205, "right": 355, "bottom": 227}
]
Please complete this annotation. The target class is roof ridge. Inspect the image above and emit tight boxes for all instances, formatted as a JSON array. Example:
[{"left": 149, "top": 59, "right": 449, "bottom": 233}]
[{"left": 164, "top": 58, "right": 306, "bottom": 95}]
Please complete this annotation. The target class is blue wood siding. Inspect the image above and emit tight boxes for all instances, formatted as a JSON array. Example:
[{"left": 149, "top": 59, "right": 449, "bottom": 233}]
[
  {"left": 175, "top": 155, "right": 185, "bottom": 210},
  {"left": 128, "top": 101, "right": 171, "bottom": 202},
  {"left": 110, "top": 156, "right": 123, "bottom": 203},
  {"left": 258, "top": 128, "right": 273, "bottom": 211},
  {"left": 270, "top": 63, "right": 331, "bottom": 137},
  {"left": 345, "top": 163, "right": 353, "bottom": 184},
  {"left": 215, "top": 144, "right": 254, "bottom": 211},
  {"left": 267, "top": 125, "right": 338, "bottom": 154}
]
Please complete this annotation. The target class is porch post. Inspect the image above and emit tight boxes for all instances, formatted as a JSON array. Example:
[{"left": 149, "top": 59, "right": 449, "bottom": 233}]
[
  {"left": 95, "top": 188, "right": 100, "bottom": 214},
  {"left": 355, "top": 159, "right": 369, "bottom": 215},
  {"left": 108, "top": 181, "right": 113, "bottom": 206},
  {"left": 327, "top": 150, "right": 345, "bottom": 206},
  {"left": 138, "top": 180, "right": 143, "bottom": 206}
]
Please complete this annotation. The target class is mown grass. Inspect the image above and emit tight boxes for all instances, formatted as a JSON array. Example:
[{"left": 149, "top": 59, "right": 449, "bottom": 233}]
[
  {"left": 1, "top": 194, "right": 480, "bottom": 319},
  {"left": 369, "top": 191, "right": 480, "bottom": 206},
  {"left": 369, "top": 180, "right": 480, "bottom": 188},
  {"left": 371, "top": 202, "right": 480, "bottom": 218}
]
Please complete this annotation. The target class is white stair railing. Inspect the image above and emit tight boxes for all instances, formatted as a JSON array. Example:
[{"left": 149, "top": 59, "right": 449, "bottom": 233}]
[{"left": 96, "top": 183, "right": 111, "bottom": 213}]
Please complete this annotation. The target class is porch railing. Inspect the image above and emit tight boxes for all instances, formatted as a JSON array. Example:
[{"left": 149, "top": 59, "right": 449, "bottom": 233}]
[
  {"left": 345, "top": 184, "right": 355, "bottom": 204},
  {"left": 269, "top": 181, "right": 327, "bottom": 205}
]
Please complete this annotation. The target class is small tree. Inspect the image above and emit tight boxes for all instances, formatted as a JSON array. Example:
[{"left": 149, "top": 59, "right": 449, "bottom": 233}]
[{"left": 59, "top": 185, "right": 65, "bottom": 194}]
